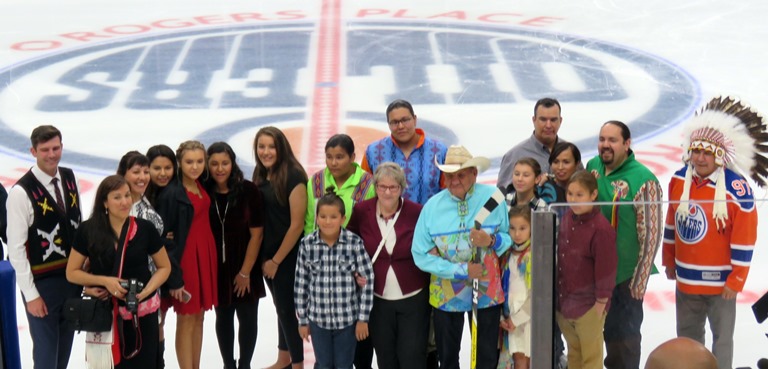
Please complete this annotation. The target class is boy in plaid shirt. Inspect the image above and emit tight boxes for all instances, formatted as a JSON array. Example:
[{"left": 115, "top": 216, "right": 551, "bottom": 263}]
[{"left": 294, "top": 189, "right": 374, "bottom": 369}]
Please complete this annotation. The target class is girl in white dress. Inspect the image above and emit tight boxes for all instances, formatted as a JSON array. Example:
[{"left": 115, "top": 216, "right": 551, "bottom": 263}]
[{"left": 497, "top": 206, "right": 532, "bottom": 369}]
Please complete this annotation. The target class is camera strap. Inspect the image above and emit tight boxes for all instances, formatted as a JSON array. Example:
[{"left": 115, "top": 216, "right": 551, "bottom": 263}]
[{"left": 113, "top": 217, "right": 143, "bottom": 360}]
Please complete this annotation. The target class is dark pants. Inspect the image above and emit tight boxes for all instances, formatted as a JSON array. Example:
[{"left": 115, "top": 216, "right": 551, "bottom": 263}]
[
  {"left": 604, "top": 280, "right": 643, "bottom": 369},
  {"left": 433, "top": 305, "right": 501, "bottom": 369},
  {"left": 353, "top": 338, "right": 373, "bottom": 369},
  {"left": 310, "top": 321, "right": 356, "bottom": 369},
  {"left": 23, "top": 276, "right": 80, "bottom": 369},
  {"left": 370, "top": 288, "right": 430, "bottom": 369},
  {"left": 215, "top": 300, "right": 259, "bottom": 369},
  {"left": 264, "top": 254, "right": 303, "bottom": 363}
]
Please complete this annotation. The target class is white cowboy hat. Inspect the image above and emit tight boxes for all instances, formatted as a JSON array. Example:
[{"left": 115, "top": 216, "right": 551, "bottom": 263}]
[{"left": 435, "top": 145, "right": 490, "bottom": 173}]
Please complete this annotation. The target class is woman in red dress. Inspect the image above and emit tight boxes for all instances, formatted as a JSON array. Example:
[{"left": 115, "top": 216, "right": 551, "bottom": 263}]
[{"left": 156, "top": 140, "right": 218, "bottom": 369}]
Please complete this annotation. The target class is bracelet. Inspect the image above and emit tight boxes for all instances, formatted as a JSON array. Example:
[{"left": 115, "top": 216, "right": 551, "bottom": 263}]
[
  {"left": 271, "top": 259, "right": 280, "bottom": 266},
  {"left": 488, "top": 234, "right": 496, "bottom": 248},
  {"left": 238, "top": 272, "right": 249, "bottom": 279}
]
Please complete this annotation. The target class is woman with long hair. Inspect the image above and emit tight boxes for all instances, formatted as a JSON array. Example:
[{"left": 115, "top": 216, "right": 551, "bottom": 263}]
[
  {"left": 252, "top": 126, "right": 307, "bottom": 369},
  {"left": 155, "top": 141, "right": 218, "bottom": 369},
  {"left": 145, "top": 144, "right": 183, "bottom": 368},
  {"left": 204, "top": 142, "right": 265, "bottom": 369},
  {"left": 145, "top": 145, "right": 177, "bottom": 209},
  {"left": 66, "top": 175, "right": 171, "bottom": 368}
]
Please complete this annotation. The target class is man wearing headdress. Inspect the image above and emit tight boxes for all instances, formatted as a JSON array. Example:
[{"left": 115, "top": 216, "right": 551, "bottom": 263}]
[
  {"left": 413, "top": 145, "right": 511, "bottom": 369},
  {"left": 663, "top": 97, "right": 765, "bottom": 369}
]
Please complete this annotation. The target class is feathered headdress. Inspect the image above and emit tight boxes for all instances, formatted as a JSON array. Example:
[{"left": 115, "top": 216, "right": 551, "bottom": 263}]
[{"left": 677, "top": 96, "right": 768, "bottom": 230}]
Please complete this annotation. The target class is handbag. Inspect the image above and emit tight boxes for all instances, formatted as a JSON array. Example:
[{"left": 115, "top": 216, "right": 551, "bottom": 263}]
[{"left": 63, "top": 296, "right": 113, "bottom": 332}]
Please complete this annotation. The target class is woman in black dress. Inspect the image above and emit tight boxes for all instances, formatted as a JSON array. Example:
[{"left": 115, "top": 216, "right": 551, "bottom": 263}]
[
  {"left": 66, "top": 175, "right": 171, "bottom": 368},
  {"left": 205, "top": 142, "right": 265, "bottom": 369},
  {"left": 252, "top": 126, "right": 307, "bottom": 369}
]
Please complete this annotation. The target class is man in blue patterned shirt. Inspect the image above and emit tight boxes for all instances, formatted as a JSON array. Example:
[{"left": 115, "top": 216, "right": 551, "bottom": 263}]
[{"left": 361, "top": 99, "right": 448, "bottom": 205}]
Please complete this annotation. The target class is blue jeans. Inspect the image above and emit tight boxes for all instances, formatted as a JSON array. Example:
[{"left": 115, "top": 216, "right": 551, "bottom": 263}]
[{"left": 309, "top": 321, "right": 356, "bottom": 369}]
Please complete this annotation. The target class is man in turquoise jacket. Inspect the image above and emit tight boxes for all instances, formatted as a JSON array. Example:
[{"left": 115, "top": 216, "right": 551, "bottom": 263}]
[{"left": 413, "top": 145, "right": 511, "bottom": 369}]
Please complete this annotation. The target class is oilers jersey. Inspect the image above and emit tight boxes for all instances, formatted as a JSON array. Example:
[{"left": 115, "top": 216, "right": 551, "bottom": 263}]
[{"left": 663, "top": 166, "right": 757, "bottom": 295}]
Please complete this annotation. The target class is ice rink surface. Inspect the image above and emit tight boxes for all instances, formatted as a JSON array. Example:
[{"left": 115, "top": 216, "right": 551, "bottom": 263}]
[{"left": 1, "top": 0, "right": 767, "bottom": 367}]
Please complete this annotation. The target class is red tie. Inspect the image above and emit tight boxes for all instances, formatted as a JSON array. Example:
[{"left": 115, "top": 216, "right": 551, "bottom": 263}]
[{"left": 51, "top": 177, "right": 66, "bottom": 212}]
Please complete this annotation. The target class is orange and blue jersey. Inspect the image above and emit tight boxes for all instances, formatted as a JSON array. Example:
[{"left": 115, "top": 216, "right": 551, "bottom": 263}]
[{"left": 663, "top": 166, "right": 757, "bottom": 295}]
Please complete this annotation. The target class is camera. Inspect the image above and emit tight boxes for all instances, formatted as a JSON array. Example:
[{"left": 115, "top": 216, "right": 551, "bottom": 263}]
[{"left": 119, "top": 279, "right": 145, "bottom": 314}]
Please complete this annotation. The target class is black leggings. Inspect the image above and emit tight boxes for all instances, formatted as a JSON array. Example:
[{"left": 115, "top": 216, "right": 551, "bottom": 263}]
[
  {"left": 214, "top": 300, "right": 259, "bottom": 369},
  {"left": 265, "top": 257, "right": 304, "bottom": 363}
]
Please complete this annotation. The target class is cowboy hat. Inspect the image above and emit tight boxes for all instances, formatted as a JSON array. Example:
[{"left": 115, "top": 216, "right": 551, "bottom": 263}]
[{"left": 435, "top": 145, "right": 490, "bottom": 173}]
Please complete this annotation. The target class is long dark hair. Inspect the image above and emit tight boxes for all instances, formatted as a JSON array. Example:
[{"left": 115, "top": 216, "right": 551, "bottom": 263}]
[
  {"left": 205, "top": 141, "right": 244, "bottom": 205},
  {"left": 85, "top": 175, "right": 129, "bottom": 269},
  {"left": 145, "top": 145, "right": 177, "bottom": 207},
  {"left": 251, "top": 126, "right": 307, "bottom": 205}
]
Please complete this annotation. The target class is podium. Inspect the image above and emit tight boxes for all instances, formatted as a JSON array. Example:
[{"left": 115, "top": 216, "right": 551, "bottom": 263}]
[{"left": 0, "top": 260, "right": 21, "bottom": 369}]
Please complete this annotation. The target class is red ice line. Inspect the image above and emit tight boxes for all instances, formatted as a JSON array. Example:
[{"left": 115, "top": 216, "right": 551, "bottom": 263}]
[{"left": 307, "top": 0, "right": 342, "bottom": 173}]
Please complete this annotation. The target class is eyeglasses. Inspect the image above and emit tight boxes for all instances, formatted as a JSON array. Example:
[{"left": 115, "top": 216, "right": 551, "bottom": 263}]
[
  {"left": 388, "top": 116, "right": 413, "bottom": 127},
  {"left": 376, "top": 184, "right": 401, "bottom": 193}
]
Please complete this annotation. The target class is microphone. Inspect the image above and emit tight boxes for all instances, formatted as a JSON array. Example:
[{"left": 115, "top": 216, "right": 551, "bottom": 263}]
[{"left": 757, "top": 357, "right": 768, "bottom": 369}]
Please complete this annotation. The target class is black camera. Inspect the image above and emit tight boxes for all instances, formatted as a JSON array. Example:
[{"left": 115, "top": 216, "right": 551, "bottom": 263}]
[{"left": 119, "top": 279, "right": 145, "bottom": 314}]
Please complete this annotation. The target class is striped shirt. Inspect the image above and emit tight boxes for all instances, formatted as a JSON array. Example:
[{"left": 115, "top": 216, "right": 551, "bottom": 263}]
[{"left": 294, "top": 228, "right": 374, "bottom": 329}]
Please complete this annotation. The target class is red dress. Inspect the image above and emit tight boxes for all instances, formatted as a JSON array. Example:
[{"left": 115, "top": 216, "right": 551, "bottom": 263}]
[{"left": 173, "top": 181, "right": 218, "bottom": 314}]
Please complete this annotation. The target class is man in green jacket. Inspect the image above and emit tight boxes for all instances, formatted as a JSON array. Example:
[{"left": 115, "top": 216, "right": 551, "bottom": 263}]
[{"left": 586, "top": 121, "right": 663, "bottom": 369}]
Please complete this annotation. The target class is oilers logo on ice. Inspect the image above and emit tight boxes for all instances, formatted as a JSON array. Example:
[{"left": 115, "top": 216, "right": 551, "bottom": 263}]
[
  {"left": 676, "top": 203, "right": 708, "bottom": 245},
  {"left": 0, "top": 21, "right": 699, "bottom": 173}
]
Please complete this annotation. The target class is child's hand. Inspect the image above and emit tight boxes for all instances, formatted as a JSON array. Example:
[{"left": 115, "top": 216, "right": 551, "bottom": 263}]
[
  {"left": 354, "top": 272, "right": 367, "bottom": 287},
  {"left": 355, "top": 321, "right": 369, "bottom": 341},
  {"left": 595, "top": 301, "right": 607, "bottom": 316},
  {"left": 299, "top": 325, "right": 310, "bottom": 342},
  {"left": 427, "top": 247, "right": 440, "bottom": 256},
  {"left": 500, "top": 317, "right": 516, "bottom": 332}
]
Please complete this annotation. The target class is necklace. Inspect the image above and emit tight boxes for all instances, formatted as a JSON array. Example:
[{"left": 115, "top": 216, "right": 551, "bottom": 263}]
[
  {"left": 457, "top": 200, "right": 468, "bottom": 230},
  {"left": 214, "top": 195, "right": 229, "bottom": 263}
]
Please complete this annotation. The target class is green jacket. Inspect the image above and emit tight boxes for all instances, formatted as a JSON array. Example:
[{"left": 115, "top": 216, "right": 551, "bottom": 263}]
[
  {"left": 586, "top": 152, "right": 663, "bottom": 296},
  {"left": 304, "top": 163, "right": 376, "bottom": 235}
]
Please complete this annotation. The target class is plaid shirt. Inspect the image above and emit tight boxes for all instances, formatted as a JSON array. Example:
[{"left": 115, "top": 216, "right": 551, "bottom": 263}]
[{"left": 294, "top": 228, "right": 374, "bottom": 330}]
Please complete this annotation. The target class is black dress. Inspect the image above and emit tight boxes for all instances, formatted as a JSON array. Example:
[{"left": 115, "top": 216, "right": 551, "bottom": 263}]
[
  {"left": 209, "top": 180, "right": 266, "bottom": 306},
  {"left": 257, "top": 168, "right": 305, "bottom": 362},
  {"left": 73, "top": 217, "right": 164, "bottom": 369}
]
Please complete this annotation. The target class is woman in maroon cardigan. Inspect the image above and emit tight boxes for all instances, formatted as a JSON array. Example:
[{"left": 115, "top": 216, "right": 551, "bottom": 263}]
[{"left": 347, "top": 162, "right": 430, "bottom": 369}]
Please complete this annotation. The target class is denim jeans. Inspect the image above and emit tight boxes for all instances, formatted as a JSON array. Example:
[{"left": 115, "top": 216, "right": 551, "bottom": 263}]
[{"left": 309, "top": 320, "right": 357, "bottom": 369}]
